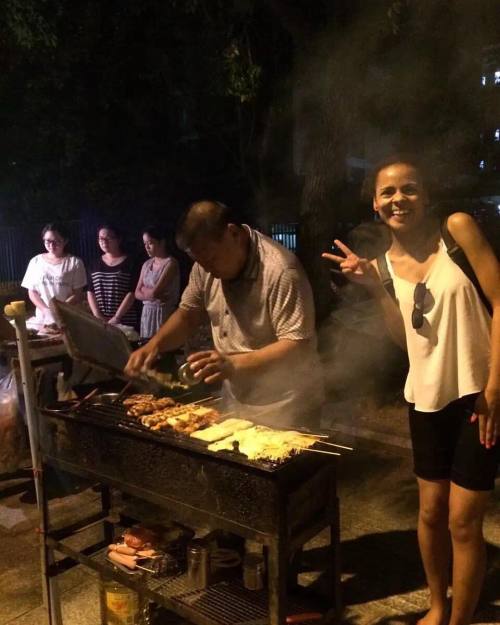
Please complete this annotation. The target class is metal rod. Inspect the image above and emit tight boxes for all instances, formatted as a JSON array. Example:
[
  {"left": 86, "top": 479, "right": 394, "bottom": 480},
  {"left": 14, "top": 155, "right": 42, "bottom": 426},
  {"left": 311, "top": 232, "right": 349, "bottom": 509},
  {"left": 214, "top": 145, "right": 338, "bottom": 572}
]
[
  {"left": 73, "top": 387, "right": 99, "bottom": 410},
  {"left": 317, "top": 441, "right": 354, "bottom": 451},
  {"left": 299, "top": 447, "right": 341, "bottom": 456},
  {"left": 112, "top": 379, "right": 133, "bottom": 404},
  {"left": 5, "top": 303, "right": 41, "bottom": 500},
  {"left": 192, "top": 395, "right": 216, "bottom": 405}
]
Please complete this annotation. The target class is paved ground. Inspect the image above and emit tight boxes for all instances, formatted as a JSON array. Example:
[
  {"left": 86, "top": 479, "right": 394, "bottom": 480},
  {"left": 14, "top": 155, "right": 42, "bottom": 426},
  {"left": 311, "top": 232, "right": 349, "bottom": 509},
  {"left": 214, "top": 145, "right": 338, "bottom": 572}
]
[{"left": 0, "top": 406, "right": 499, "bottom": 625}]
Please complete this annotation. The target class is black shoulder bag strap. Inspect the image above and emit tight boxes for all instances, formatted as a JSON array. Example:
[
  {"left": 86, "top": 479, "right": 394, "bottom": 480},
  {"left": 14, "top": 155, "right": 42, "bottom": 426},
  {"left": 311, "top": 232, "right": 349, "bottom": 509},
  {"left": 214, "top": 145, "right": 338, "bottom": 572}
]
[
  {"left": 440, "top": 217, "right": 492, "bottom": 316},
  {"left": 376, "top": 253, "right": 396, "bottom": 301}
]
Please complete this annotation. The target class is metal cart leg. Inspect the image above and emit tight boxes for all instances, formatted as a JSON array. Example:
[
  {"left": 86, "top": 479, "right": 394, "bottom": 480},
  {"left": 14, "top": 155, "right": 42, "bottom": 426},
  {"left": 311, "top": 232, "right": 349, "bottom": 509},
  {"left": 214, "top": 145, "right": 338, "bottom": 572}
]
[
  {"left": 328, "top": 495, "right": 342, "bottom": 621},
  {"left": 268, "top": 534, "right": 288, "bottom": 625},
  {"left": 39, "top": 466, "right": 64, "bottom": 625}
]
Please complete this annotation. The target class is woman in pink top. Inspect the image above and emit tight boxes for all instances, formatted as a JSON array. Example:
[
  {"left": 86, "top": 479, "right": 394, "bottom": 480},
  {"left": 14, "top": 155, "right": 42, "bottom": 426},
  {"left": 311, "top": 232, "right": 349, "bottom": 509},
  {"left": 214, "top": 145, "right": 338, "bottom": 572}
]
[{"left": 135, "top": 226, "right": 180, "bottom": 339}]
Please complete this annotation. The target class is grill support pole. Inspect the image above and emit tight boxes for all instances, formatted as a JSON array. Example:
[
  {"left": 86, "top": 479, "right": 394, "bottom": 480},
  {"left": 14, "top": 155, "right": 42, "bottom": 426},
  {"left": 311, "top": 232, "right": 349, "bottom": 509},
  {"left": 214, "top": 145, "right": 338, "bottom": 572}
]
[
  {"left": 5, "top": 303, "right": 63, "bottom": 625},
  {"left": 268, "top": 491, "right": 288, "bottom": 625},
  {"left": 329, "top": 495, "right": 342, "bottom": 621}
]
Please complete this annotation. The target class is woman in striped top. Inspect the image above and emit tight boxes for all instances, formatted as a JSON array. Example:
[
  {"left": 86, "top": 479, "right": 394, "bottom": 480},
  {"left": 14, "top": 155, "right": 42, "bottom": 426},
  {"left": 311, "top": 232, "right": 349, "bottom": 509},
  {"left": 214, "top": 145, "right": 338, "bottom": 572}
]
[{"left": 87, "top": 224, "right": 139, "bottom": 328}]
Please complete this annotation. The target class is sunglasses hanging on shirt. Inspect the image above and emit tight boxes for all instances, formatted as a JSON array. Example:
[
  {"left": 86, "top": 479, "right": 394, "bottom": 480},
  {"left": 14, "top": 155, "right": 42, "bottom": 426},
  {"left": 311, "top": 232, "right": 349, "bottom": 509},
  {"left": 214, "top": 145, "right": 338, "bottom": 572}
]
[{"left": 412, "top": 282, "right": 427, "bottom": 329}]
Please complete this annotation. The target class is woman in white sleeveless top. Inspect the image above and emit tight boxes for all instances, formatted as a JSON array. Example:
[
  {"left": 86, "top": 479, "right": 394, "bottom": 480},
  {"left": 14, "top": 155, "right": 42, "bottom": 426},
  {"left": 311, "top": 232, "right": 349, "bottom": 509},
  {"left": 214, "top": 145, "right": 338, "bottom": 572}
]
[{"left": 324, "top": 155, "right": 500, "bottom": 625}]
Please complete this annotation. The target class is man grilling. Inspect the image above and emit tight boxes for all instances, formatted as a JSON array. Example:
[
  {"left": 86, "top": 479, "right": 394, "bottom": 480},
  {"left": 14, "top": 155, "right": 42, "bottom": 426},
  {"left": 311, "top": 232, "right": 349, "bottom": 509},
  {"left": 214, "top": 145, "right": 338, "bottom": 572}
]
[{"left": 125, "top": 200, "right": 324, "bottom": 427}]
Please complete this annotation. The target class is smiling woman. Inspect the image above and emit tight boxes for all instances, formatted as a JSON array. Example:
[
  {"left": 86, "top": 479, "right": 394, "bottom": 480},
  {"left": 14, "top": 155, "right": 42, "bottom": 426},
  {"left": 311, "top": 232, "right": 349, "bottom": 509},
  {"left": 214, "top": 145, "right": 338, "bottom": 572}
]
[{"left": 323, "top": 154, "right": 500, "bottom": 625}]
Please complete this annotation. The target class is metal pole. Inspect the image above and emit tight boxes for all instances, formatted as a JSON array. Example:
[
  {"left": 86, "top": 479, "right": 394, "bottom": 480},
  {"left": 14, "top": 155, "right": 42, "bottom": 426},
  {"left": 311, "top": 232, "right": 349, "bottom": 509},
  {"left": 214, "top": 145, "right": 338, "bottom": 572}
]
[
  {"left": 4, "top": 302, "right": 41, "bottom": 500},
  {"left": 4, "top": 301, "right": 63, "bottom": 625}
]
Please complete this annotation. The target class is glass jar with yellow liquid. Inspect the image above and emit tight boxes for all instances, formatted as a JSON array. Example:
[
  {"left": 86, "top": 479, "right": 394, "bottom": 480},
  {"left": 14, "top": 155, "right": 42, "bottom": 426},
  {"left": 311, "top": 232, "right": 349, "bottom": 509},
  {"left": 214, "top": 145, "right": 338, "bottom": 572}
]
[{"left": 100, "top": 577, "right": 150, "bottom": 625}]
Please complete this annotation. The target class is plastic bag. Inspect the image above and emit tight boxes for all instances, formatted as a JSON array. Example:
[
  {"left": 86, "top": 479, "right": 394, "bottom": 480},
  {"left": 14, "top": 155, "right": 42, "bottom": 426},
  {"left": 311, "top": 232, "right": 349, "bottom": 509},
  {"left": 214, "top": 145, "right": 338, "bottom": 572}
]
[{"left": 0, "top": 371, "right": 25, "bottom": 474}]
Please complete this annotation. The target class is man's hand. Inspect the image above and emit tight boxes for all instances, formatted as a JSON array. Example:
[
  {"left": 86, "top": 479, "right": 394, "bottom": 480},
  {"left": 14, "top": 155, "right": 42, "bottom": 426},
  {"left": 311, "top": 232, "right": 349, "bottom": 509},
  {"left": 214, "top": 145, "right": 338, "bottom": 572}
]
[
  {"left": 187, "top": 350, "right": 235, "bottom": 384},
  {"left": 125, "top": 342, "right": 160, "bottom": 377},
  {"left": 471, "top": 388, "right": 499, "bottom": 449}
]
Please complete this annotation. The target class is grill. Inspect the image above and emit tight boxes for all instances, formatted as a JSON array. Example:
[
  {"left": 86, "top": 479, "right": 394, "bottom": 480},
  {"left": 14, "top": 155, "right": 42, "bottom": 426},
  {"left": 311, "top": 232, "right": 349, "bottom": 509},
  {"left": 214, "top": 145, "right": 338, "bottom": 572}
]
[
  {"left": 40, "top": 398, "right": 342, "bottom": 625},
  {"left": 36, "top": 301, "right": 341, "bottom": 625}
]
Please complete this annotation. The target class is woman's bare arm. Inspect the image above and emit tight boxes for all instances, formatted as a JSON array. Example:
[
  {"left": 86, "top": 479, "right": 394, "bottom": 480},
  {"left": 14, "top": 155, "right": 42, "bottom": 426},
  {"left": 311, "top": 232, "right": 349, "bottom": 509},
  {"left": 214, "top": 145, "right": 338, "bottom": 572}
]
[
  {"left": 322, "top": 240, "right": 407, "bottom": 349},
  {"left": 447, "top": 212, "right": 500, "bottom": 446}
]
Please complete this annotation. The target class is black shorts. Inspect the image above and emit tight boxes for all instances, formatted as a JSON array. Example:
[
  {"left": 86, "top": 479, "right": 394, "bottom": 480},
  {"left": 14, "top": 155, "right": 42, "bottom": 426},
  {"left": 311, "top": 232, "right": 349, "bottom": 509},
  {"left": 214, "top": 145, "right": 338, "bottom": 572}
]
[{"left": 409, "top": 394, "right": 500, "bottom": 491}]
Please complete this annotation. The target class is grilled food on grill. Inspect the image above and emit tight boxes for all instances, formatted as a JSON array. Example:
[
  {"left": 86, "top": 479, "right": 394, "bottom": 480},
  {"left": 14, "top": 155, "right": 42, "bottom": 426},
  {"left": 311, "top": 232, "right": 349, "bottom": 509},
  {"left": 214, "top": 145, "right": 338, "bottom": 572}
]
[
  {"left": 190, "top": 418, "right": 254, "bottom": 442},
  {"left": 123, "top": 526, "right": 158, "bottom": 549},
  {"left": 208, "top": 426, "right": 317, "bottom": 462},
  {"left": 126, "top": 396, "right": 177, "bottom": 417},
  {"left": 140, "top": 404, "right": 220, "bottom": 434},
  {"left": 122, "top": 394, "right": 155, "bottom": 406}
]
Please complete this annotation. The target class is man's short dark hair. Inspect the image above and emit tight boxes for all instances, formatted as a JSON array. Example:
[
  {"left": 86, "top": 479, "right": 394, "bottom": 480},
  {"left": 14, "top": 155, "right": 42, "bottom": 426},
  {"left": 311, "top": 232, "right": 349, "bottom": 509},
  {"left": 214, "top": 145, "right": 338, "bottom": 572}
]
[{"left": 176, "top": 200, "right": 242, "bottom": 250}]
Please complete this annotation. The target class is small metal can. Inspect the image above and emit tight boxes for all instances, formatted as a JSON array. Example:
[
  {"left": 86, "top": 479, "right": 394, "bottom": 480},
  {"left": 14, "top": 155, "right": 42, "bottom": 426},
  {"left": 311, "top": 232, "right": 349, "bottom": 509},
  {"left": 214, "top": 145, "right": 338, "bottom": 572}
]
[
  {"left": 243, "top": 554, "right": 265, "bottom": 591},
  {"left": 178, "top": 362, "right": 200, "bottom": 386},
  {"left": 187, "top": 540, "right": 210, "bottom": 589}
]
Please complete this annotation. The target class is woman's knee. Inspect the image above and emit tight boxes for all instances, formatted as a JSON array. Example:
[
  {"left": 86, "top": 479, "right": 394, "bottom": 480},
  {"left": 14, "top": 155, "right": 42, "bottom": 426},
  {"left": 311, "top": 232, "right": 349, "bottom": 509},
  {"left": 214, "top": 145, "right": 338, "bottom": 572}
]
[
  {"left": 449, "top": 511, "right": 483, "bottom": 544},
  {"left": 419, "top": 498, "right": 448, "bottom": 528}
]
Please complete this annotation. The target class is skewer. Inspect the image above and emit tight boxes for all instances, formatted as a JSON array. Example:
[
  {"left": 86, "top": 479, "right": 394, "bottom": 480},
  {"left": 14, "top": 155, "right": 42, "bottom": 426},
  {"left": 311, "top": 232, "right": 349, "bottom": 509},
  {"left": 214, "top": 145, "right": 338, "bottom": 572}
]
[
  {"left": 135, "top": 564, "right": 156, "bottom": 573},
  {"left": 73, "top": 387, "right": 99, "bottom": 409},
  {"left": 192, "top": 395, "right": 216, "bottom": 405},
  {"left": 299, "top": 447, "right": 341, "bottom": 457},
  {"left": 113, "top": 380, "right": 133, "bottom": 404},
  {"left": 317, "top": 441, "right": 353, "bottom": 451}
]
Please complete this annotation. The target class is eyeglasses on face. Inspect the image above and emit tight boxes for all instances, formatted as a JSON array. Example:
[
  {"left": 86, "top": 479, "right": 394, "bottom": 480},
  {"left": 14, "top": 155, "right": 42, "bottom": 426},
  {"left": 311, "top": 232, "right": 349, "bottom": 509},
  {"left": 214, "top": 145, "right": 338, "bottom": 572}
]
[
  {"left": 412, "top": 282, "right": 427, "bottom": 329},
  {"left": 43, "top": 239, "right": 63, "bottom": 246}
]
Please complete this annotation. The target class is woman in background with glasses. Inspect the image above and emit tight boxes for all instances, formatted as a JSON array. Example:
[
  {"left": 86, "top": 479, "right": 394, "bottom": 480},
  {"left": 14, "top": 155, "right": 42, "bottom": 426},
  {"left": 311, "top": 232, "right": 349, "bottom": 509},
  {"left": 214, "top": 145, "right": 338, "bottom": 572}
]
[
  {"left": 21, "top": 222, "right": 87, "bottom": 327},
  {"left": 135, "top": 225, "right": 180, "bottom": 340},
  {"left": 87, "top": 223, "right": 139, "bottom": 328},
  {"left": 323, "top": 155, "right": 500, "bottom": 625}
]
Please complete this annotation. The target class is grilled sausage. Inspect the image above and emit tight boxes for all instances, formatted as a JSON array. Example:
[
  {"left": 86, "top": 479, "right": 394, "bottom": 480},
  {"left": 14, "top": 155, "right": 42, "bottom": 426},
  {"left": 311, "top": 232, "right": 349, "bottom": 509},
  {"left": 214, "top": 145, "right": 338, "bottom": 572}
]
[
  {"left": 108, "top": 550, "right": 137, "bottom": 569},
  {"left": 136, "top": 549, "right": 156, "bottom": 558},
  {"left": 108, "top": 543, "right": 137, "bottom": 556}
]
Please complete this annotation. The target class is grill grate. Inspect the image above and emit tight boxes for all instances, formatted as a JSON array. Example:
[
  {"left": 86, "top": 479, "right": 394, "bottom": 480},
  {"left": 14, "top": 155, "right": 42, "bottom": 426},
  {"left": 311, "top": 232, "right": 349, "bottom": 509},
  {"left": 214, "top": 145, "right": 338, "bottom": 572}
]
[
  {"left": 56, "top": 401, "right": 292, "bottom": 472},
  {"left": 94, "top": 549, "right": 319, "bottom": 625}
]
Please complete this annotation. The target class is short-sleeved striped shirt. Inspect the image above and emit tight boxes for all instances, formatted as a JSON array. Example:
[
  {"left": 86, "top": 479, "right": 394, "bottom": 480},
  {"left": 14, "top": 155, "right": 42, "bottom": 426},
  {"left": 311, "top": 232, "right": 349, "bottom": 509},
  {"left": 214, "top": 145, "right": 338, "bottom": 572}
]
[
  {"left": 180, "top": 226, "right": 324, "bottom": 426},
  {"left": 88, "top": 256, "right": 139, "bottom": 327}
]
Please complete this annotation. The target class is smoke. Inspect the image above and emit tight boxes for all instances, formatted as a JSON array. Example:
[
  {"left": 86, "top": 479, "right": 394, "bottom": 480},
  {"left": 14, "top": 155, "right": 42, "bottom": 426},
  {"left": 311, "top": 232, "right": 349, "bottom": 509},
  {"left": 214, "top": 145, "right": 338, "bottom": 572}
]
[{"left": 255, "top": 2, "right": 496, "bottom": 415}]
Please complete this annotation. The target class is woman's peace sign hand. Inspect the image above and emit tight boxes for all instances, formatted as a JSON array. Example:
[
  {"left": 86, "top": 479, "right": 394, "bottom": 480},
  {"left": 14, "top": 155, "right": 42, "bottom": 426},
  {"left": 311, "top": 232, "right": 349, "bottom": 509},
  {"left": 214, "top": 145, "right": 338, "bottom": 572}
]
[{"left": 322, "top": 239, "right": 381, "bottom": 288}]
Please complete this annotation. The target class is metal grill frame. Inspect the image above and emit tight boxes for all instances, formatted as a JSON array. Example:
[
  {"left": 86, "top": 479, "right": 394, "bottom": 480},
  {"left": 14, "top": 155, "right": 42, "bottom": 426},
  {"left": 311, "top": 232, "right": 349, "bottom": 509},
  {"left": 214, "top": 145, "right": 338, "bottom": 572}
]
[{"left": 38, "top": 403, "right": 342, "bottom": 625}]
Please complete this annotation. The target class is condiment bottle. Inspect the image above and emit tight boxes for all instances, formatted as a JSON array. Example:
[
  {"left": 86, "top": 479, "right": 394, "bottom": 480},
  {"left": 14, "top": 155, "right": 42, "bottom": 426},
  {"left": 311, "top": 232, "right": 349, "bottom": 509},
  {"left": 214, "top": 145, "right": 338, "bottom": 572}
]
[
  {"left": 100, "top": 578, "right": 150, "bottom": 625},
  {"left": 187, "top": 540, "right": 210, "bottom": 589},
  {"left": 178, "top": 362, "right": 200, "bottom": 386},
  {"left": 243, "top": 554, "right": 265, "bottom": 591}
]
